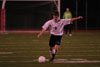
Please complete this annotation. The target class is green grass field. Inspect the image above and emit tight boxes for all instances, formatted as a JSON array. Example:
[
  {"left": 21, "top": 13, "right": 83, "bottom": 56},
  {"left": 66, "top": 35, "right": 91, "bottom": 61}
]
[{"left": 0, "top": 31, "right": 100, "bottom": 67}]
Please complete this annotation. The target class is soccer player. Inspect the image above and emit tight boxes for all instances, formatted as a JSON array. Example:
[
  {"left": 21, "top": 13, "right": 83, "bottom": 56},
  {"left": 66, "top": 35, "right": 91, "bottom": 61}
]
[{"left": 37, "top": 11, "right": 83, "bottom": 61}]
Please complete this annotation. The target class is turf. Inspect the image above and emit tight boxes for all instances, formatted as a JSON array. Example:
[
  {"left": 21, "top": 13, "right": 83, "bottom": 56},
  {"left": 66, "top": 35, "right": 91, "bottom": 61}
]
[{"left": 0, "top": 31, "right": 100, "bottom": 67}]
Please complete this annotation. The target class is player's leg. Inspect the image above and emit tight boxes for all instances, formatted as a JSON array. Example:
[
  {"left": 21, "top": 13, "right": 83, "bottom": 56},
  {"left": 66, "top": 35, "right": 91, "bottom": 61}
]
[
  {"left": 49, "top": 35, "right": 55, "bottom": 61},
  {"left": 54, "top": 44, "right": 59, "bottom": 53},
  {"left": 49, "top": 47, "right": 55, "bottom": 61},
  {"left": 50, "top": 44, "right": 61, "bottom": 62},
  {"left": 49, "top": 35, "right": 62, "bottom": 61}
]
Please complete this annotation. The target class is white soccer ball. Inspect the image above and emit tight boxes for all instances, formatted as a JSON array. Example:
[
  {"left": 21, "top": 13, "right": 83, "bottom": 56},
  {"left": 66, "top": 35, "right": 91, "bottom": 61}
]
[{"left": 38, "top": 56, "right": 46, "bottom": 63}]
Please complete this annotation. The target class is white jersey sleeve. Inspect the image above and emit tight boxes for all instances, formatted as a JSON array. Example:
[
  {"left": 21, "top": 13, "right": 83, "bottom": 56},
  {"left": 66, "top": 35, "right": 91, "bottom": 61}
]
[
  {"left": 63, "top": 19, "right": 71, "bottom": 25},
  {"left": 42, "top": 21, "right": 50, "bottom": 30}
]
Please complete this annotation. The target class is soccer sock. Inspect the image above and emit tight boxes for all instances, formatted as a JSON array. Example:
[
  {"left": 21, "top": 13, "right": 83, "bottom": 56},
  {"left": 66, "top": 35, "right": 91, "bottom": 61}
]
[
  {"left": 50, "top": 48, "right": 58, "bottom": 57},
  {"left": 49, "top": 49, "right": 58, "bottom": 61},
  {"left": 52, "top": 49, "right": 57, "bottom": 58},
  {"left": 50, "top": 49, "right": 56, "bottom": 54},
  {"left": 52, "top": 49, "right": 56, "bottom": 54}
]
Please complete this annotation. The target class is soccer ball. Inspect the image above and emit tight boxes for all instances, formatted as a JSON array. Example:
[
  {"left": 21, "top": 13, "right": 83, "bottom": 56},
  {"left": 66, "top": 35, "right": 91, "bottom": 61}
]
[{"left": 38, "top": 56, "right": 46, "bottom": 63}]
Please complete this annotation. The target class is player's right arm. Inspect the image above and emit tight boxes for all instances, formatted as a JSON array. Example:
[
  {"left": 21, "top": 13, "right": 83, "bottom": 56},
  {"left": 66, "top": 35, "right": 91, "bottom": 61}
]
[
  {"left": 37, "top": 21, "right": 50, "bottom": 38},
  {"left": 37, "top": 28, "right": 45, "bottom": 38}
]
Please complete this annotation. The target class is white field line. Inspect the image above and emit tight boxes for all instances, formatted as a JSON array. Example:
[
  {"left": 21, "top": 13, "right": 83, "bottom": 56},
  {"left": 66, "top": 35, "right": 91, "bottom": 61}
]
[
  {"left": 0, "top": 47, "right": 49, "bottom": 49},
  {"left": 74, "top": 46, "right": 99, "bottom": 48},
  {"left": 57, "top": 55, "right": 100, "bottom": 57},
  {"left": 0, "top": 54, "right": 100, "bottom": 57},
  {"left": 63, "top": 43, "right": 100, "bottom": 45},
  {"left": 0, "top": 52, "right": 13, "bottom": 54},
  {"left": 0, "top": 59, "right": 100, "bottom": 63},
  {"left": 34, "top": 59, "right": 100, "bottom": 63},
  {"left": 0, "top": 47, "right": 100, "bottom": 49},
  {"left": 12, "top": 50, "right": 100, "bottom": 53},
  {"left": 0, "top": 48, "right": 100, "bottom": 53},
  {"left": 0, "top": 41, "right": 48, "bottom": 44},
  {"left": 0, "top": 56, "right": 36, "bottom": 58},
  {"left": 0, "top": 41, "right": 100, "bottom": 45},
  {"left": 0, "top": 50, "right": 100, "bottom": 54},
  {"left": 0, "top": 47, "right": 100, "bottom": 50},
  {"left": 0, "top": 45, "right": 49, "bottom": 47},
  {"left": 0, "top": 61, "right": 33, "bottom": 63},
  {"left": 0, "top": 51, "right": 96, "bottom": 54},
  {"left": 54, "top": 59, "right": 100, "bottom": 63},
  {"left": 0, "top": 44, "right": 100, "bottom": 48}
]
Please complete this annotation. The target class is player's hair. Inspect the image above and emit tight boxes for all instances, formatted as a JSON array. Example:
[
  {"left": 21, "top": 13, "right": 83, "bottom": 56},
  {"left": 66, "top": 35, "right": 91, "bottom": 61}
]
[{"left": 52, "top": 11, "right": 59, "bottom": 16}]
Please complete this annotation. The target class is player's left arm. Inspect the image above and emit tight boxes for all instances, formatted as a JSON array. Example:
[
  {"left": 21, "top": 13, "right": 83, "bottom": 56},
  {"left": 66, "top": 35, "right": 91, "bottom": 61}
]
[{"left": 70, "top": 16, "right": 83, "bottom": 22}]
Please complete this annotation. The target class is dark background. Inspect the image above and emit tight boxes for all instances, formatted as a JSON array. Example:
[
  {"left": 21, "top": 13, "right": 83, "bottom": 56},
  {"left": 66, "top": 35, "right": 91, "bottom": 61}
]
[
  {"left": 61, "top": 0, "right": 100, "bottom": 30},
  {"left": 0, "top": 0, "right": 100, "bottom": 30}
]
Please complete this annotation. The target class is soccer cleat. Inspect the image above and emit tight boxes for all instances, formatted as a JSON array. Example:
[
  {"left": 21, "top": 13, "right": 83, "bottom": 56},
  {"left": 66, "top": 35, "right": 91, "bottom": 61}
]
[{"left": 49, "top": 54, "right": 55, "bottom": 62}]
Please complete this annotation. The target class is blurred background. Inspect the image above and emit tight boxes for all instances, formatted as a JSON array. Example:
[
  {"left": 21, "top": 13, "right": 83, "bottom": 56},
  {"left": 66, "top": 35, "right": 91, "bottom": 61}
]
[
  {"left": 61, "top": 0, "right": 100, "bottom": 30},
  {"left": 0, "top": 0, "right": 100, "bottom": 31}
]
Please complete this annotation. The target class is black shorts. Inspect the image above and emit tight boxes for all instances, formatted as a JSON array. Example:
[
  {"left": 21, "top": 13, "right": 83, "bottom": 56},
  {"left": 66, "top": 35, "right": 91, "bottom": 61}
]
[{"left": 49, "top": 34, "right": 62, "bottom": 47}]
